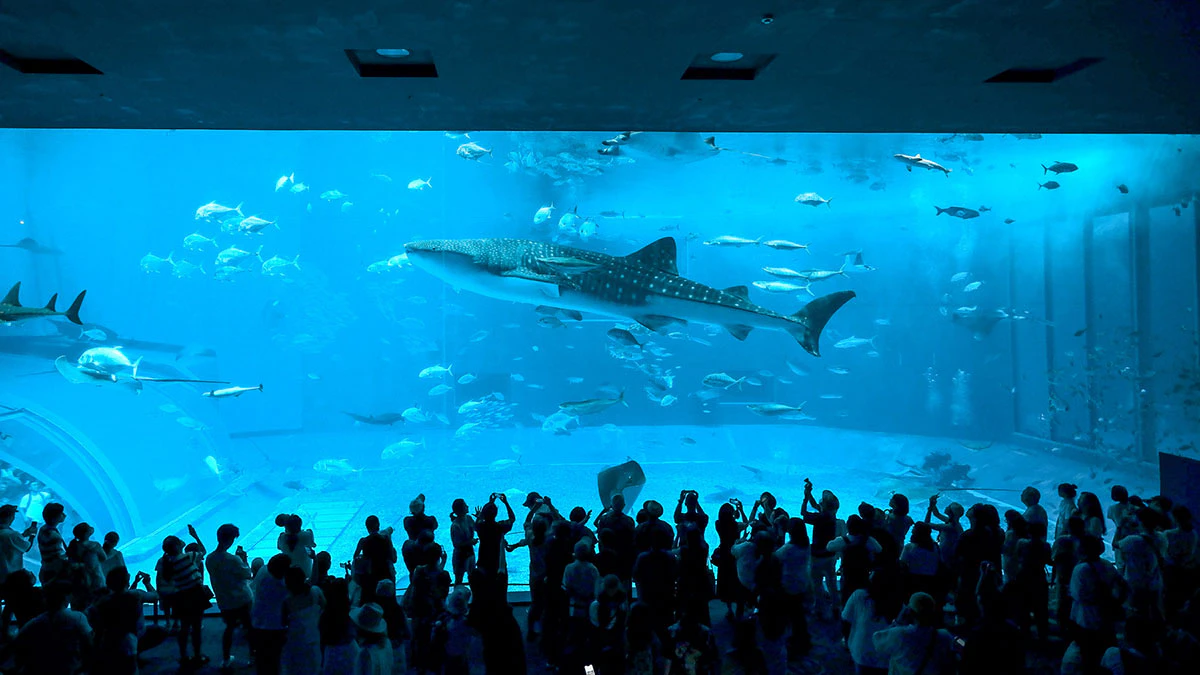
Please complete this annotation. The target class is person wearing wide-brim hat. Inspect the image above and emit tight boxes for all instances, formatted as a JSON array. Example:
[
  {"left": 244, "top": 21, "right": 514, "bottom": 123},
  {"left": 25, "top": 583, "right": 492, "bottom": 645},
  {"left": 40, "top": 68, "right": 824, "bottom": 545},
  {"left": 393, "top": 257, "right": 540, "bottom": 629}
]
[{"left": 351, "top": 602, "right": 394, "bottom": 674}]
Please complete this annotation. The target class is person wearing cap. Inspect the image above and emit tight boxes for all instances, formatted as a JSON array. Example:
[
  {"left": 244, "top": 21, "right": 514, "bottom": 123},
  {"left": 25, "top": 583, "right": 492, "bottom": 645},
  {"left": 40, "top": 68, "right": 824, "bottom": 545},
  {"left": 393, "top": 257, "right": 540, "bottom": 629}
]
[
  {"left": 871, "top": 591, "right": 957, "bottom": 674},
  {"left": 350, "top": 602, "right": 393, "bottom": 675},
  {"left": 803, "top": 480, "right": 845, "bottom": 620},
  {"left": 522, "top": 492, "right": 562, "bottom": 529}
]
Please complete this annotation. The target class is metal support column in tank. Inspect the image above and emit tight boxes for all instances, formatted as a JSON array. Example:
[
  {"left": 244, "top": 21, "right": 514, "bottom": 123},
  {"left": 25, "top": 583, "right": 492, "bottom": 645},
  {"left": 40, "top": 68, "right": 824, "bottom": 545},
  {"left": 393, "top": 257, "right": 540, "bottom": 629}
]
[
  {"left": 1042, "top": 219, "right": 1059, "bottom": 442},
  {"left": 1195, "top": 202, "right": 1200, "bottom": 373},
  {"left": 1008, "top": 225, "right": 1021, "bottom": 434},
  {"left": 1131, "top": 204, "right": 1156, "bottom": 463},
  {"left": 1082, "top": 215, "right": 1099, "bottom": 450}
]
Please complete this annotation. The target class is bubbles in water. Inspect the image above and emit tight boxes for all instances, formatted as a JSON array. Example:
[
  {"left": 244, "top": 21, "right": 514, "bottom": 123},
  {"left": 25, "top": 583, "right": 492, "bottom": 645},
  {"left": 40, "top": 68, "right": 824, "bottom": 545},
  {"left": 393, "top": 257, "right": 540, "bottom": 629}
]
[{"left": 951, "top": 369, "right": 972, "bottom": 427}]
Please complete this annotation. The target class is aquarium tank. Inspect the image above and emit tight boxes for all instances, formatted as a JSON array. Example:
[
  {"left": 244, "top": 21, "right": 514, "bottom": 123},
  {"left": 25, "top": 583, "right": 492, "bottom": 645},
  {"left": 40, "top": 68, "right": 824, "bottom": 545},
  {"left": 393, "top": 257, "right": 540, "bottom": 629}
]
[{"left": 0, "top": 129, "right": 1195, "bottom": 586}]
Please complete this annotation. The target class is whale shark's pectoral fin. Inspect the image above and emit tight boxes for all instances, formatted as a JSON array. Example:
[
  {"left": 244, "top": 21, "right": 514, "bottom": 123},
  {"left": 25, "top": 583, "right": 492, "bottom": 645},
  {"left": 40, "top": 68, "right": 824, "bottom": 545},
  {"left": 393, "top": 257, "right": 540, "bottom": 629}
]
[
  {"left": 635, "top": 315, "right": 685, "bottom": 332},
  {"left": 725, "top": 324, "right": 754, "bottom": 341},
  {"left": 498, "top": 269, "right": 564, "bottom": 298},
  {"left": 500, "top": 268, "right": 562, "bottom": 284}
]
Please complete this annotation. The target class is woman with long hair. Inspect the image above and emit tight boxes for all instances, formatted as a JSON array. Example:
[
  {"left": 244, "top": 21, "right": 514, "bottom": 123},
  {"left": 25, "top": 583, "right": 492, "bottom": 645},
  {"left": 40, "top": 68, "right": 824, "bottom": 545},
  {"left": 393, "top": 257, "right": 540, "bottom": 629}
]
[
  {"left": 714, "top": 499, "right": 750, "bottom": 621},
  {"left": 1078, "top": 492, "right": 1107, "bottom": 539},
  {"left": 448, "top": 498, "right": 476, "bottom": 587}
]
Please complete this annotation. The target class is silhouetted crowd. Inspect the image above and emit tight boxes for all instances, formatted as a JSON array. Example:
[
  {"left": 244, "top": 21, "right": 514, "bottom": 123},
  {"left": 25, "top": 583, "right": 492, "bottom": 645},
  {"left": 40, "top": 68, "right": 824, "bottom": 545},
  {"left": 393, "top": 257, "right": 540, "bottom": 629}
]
[{"left": 0, "top": 479, "right": 1197, "bottom": 674}]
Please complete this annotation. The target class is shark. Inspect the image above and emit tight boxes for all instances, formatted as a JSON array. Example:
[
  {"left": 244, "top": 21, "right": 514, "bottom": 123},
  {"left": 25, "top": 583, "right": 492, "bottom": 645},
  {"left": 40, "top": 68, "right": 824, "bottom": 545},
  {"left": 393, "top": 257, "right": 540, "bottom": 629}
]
[
  {"left": 1, "top": 282, "right": 86, "bottom": 325},
  {"left": 894, "top": 153, "right": 952, "bottom": 176},
  {"left": 404, "top": 237, "right": 855, "bottom": 356},
  {"left": 343, "top": 411, "right": 407, "bottom": 426},
  {"left": 0, "top": 237, "right": 62, "bottom": 255}
]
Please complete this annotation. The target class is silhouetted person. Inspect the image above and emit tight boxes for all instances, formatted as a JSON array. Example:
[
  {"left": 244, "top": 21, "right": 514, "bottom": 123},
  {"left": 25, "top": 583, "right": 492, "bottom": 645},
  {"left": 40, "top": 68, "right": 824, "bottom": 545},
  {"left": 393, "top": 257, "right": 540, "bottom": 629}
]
[{"left": 353, "top": 515, "right": 397, "bottom": 606}]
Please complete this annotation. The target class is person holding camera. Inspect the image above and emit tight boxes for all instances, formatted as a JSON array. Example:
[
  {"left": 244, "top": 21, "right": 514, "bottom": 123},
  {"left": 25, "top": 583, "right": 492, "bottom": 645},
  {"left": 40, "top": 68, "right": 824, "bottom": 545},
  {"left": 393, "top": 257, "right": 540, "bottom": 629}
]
[
  {"left": 714, "top": 497, "right": 750, "bottom": 621},
  {"left": 0, "top": 504, "right": 38, "bottom": 635},
  {"left": 674, "top": 490, "right": 709, "bottom": 544},
  {"left": 474, "top": 492, "right": 516, "bottom": 608},
  {"left": 802, "top": 479, "right": 845, "bottom": 620}
]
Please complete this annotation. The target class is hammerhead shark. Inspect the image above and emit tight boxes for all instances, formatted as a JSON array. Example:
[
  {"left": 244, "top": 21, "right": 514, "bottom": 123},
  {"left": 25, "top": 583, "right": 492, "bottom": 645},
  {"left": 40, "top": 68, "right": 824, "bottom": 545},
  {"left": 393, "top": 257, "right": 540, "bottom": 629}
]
[
  {"left": 0, "top": 283, "right": 85, "bottom": 325},
  {"left": 404, "top": 237, "right": 854, "bottom": 356}
]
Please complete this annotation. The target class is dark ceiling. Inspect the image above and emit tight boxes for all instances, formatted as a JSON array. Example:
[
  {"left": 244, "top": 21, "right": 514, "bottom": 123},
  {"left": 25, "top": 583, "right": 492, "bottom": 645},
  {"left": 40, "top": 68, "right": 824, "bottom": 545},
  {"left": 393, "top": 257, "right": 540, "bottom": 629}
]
[{"left": 1, "top": 0, "right": 1197, "bottom": 133}]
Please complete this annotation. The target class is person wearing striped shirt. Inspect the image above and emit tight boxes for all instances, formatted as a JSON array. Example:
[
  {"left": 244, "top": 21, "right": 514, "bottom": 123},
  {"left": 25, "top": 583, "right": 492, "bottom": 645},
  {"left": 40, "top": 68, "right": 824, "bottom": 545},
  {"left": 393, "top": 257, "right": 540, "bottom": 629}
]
[
  {"left": 36, "top": 502, "right": 68, "bottom": 586},
  {"left": 160, "top": 527, "right": 212, "bottom": 667}
]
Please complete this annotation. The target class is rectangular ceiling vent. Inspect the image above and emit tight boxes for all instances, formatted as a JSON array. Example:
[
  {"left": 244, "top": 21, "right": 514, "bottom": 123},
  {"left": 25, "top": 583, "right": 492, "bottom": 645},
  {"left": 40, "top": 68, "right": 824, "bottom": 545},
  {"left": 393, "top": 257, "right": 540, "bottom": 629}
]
[
  {"left": 0, "top": 47, "right": 101, "bottom": 75},
  {"left": 681, "top": 53, "right": 775, "bottom": 81},
  {"left": 346, "top": 49, "right": 438, "bottom": 78},
  {"left": 984, "top": 57, "right": 1103, "bottom": 84}
]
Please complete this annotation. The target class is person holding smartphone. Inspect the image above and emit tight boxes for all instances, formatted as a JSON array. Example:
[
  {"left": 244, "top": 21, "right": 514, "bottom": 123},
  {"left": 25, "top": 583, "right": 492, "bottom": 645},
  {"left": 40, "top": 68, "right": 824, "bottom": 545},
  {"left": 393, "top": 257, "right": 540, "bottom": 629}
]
[
  {"left": 207, "top": 523, "right": 254, "bottom": 669},
  {"left": 0, "top": 504, "right": 37, "bottom": 632}
]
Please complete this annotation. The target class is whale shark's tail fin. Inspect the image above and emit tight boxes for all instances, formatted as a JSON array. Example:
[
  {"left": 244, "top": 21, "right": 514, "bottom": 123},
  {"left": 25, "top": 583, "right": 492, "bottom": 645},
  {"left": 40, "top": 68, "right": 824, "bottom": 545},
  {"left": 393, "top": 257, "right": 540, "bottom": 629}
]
[
  {"left": 789, "top": 291, "right": 856, "bottom": 357},
  {"left": 65, "top": 291, "right": 86, "bottom": 325}
]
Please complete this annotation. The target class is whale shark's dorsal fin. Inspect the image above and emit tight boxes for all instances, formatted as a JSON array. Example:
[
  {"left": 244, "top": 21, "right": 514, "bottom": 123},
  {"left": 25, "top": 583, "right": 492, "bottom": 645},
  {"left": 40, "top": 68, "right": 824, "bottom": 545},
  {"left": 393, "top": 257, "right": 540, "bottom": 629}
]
[
  {"left": 623, "top": 237, "right": 678, "bottom": 276},
  {"left": 723, "top": 285, "right": 749, "bottom": 299},
  {"left": 2, "top": 282, "right": 20, "bottom": 307}
]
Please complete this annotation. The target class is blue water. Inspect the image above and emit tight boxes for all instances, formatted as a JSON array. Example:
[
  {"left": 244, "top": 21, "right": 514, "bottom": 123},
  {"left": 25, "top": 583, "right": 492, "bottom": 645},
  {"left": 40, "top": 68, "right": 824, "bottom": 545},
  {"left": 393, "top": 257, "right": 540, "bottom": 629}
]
[{"left": 0, "top": 130, "right": 1195, "bottom": 583}]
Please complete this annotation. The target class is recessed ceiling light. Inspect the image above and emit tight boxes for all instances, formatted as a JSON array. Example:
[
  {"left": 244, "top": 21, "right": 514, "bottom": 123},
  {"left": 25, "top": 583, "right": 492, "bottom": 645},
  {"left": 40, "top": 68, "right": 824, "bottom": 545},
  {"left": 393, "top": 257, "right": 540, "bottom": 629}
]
[
  {"left": 711, "top": 52, "right": 744, "bottom": 63},
  {"left": 375, "top": 49, "right": 411, "bottom": 58}
]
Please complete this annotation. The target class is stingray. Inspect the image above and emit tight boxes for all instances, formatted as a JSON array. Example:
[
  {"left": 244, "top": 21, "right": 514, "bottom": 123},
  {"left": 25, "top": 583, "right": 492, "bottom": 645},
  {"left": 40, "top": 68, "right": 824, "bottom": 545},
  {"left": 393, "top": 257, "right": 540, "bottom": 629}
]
[{"left": 597, "top": 459, "right": 646, "bottom": 509}]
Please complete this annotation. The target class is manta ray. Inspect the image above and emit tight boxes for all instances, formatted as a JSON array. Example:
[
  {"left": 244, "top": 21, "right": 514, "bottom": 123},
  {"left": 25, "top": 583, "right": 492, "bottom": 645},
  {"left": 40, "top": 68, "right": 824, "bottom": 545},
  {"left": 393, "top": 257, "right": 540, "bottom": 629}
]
[{"left": 404, "top": 236, "right": 854, "bottom": 356}]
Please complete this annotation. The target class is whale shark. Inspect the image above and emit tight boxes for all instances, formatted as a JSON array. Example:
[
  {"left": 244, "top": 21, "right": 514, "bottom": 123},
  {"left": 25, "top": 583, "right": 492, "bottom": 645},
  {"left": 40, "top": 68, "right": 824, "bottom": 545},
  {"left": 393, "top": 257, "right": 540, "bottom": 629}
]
[{"left": 404, "top": 237, "right": 855, "bottom": 356}]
